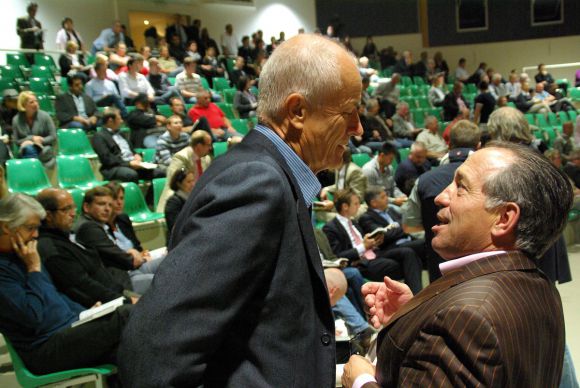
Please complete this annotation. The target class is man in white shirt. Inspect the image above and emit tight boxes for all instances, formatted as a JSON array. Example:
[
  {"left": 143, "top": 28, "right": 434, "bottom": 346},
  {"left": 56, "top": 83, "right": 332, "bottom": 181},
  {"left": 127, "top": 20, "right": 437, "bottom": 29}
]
[
  {"left": 454, "top": 57, "right": 469, "bottom": 82},
  {"left": 415, "top": 116, "right": 448, "bottom": 161},
  {"left": 118, "top": 55, "right": 155, "bottom": 104},
  {"left": 220, "top": 24, "right": 239, "bottom": 57}
]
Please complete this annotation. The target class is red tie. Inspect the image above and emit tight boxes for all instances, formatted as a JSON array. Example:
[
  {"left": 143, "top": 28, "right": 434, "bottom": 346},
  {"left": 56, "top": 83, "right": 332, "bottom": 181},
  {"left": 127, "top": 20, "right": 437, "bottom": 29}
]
[
  {"left": 347, "top": 220, "right": 376, "bottom": 260},
  {"left": 196, "top": 159, "right": 203, "bottom": 178}
]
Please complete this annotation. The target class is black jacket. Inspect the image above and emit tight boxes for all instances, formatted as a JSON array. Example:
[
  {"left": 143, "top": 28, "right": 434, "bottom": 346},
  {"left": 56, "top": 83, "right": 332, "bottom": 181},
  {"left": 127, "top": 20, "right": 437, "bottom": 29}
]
[
  {"left": 92, "top": 128, "right": 134, "bottom": 173},
  {"left": 55, "top": 92, "right": 98, "bottom": 126},
  {"left": 38, "top": 226, "right": 128, "bottom": 307}
]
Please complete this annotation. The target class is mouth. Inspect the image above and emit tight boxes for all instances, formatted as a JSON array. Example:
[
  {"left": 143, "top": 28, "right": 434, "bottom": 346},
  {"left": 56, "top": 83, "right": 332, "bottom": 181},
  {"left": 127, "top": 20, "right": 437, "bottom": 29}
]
[{"left": 432, "top": 211, "right": 450, "bottom": 234}]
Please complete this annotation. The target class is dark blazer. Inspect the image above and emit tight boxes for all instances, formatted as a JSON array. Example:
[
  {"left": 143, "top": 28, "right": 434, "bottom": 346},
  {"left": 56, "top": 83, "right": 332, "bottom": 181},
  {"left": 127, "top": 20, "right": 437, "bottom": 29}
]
[
  {"left": 358, "top": 208, "right": 408, "bottom": 251},
  {"left": 55, "top": 92, "right": 98, "bottom": 126},
  {"left": 38, "top": 226, "right": 127, "bottom": 307},
  {"left": 92, "top": 128, "right": 134, "bottom": 173},
  {"left": 442, "top": 92, "right": 469, "bottom": 121},
  {"left": 118, "top": 129, "right": 336, "bottom": 387},
  {"left": 233, "top": 90, "right": 256, "bottom": 119},
  {"left": 164, "top": 193, "right": 186, "bottom": 236},
  {"left": 73, "top": 214, "right": 134, "bottom": 271},
  {"left": 17, "top": 16, "right": 43, "bottom": 49},
  {"left": 323, "top": 217, "right": 366, "bottom": 264},
  {"left": 58, "top": 54, "right": 86, "bottom": 77},
  {"left": 364, "top": 252, "right": 565, "bottom": 388}
]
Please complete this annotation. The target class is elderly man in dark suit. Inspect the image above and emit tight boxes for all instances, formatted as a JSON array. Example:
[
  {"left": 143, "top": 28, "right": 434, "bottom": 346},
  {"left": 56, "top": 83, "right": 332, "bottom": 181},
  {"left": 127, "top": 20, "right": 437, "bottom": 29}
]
[
  {"left": 118, "top": 34, "right": 364, "bottom": 387},
  {"left": 342, "top": 141, "right": 573, "bottom": 388},
  {"left": 55, "top": 74, "right": 99, "bottom": 131}
]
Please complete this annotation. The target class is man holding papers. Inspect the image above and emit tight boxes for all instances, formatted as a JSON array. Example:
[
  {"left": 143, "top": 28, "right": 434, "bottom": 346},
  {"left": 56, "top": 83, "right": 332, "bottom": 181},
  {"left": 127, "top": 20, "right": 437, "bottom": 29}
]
[{"left": 0, "top": 194, "right": 131, "bottom": 375}]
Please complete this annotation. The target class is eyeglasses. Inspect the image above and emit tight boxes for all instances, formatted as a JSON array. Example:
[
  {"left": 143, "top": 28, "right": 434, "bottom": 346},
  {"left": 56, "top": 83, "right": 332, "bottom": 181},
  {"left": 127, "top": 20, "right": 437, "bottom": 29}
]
[{"left": 51, "top": 205, "right": 76, "bottom": 213}]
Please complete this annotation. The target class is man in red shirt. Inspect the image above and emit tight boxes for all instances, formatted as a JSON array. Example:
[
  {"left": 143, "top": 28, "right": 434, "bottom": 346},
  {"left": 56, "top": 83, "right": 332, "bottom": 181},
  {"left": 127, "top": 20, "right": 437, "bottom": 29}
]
[{"left": 187, "top": 90, "right": 242, "bottom": 141}]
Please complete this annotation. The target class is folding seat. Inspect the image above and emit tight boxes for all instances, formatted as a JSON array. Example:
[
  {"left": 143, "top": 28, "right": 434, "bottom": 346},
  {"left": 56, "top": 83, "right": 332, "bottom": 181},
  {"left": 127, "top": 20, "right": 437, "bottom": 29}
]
[
  {"left": 30, "top": 65, "right": 56, "bottom": 82},
  {"left": 212, "top": 77, "right": 230, "bottom": 92},
  {"left": 6, "top": 159, "right": 51, "bottom": 195},
  {"left": 57, "top": 128, "right": 97, "bottom": 158},
  {"left": 352, "top": 153, "right": 371, "bottom": 168},
  {"left": 34, "top": 53, "right": 58, "bottom": 73},
  {"left": 57, "top": 155, "right": 106, "bottom": 190},
  {"left": 156, "top": 104, "right": 172, "bottom": 117},
  {"left": 223, "top": 88, "right": 237, "bottom": 104},
  {"left": 230, "top": 118, "right": 249, "bottom": 135},
  {"left": 152, "top": 177, "right": 166, "bottom": 211},
  {"left": 412, "top": 76, "right": 425, "bottom": 86},
  {"left": 29, "top": 77, "right": 55, "bottom": 96},
  {"left": 213, "top": 142, "right": 228, "bottom": 157},
  {"left": 216, "top": 102, "right": 237, "bottom": 119},
  {"left": 122, "top": 182, "right": 164, "bottom": 223}
]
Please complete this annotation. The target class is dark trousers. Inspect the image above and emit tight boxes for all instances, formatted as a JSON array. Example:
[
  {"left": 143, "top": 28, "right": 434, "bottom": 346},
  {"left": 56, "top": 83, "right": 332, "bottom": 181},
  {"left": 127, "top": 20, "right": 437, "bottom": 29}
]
[
  {"left": 19, "top": 305, "right": 131, "bottom": 375},
  {"left": 358, "top": 257, "right": 402, "bottom": 283},
  {"left": 377, "top": 246, "right": 424, "bottom": 294},
  {"left": 102, "top": 166, "right": 165, "bottom": 183}
]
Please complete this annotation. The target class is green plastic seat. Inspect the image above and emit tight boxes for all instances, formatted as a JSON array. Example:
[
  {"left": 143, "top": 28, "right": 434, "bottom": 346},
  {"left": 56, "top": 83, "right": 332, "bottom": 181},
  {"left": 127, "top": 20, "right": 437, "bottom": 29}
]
[
  {"left": 168, "top": 77, "right": 176, "bottom": 86},
  {"left": 410, "top": 109, "right": 425, "bottom": 127},
  {"left": 223, "top": 88, "right": 237, "bottom": 104},
  {"left": 464, "top": 83, "right": 477, "bottom": 94},
  {"left": 352, "top": 153, "right": 371, "bottom": 168},
  {"left": 226, "top": 58, "right": 236, "bottom": 74},
  {"left": 535, "top": 114, "right": 551, "bottom": 130},
  {"left": 213, "top": 142, "right": 228, "bottom": 157},
  {"left": 524, "top": 113, "right": 536, "bottom": 126},
  {"left": 230, "top": 118, "right": 249, "bottom": 135},
  {"left": 400, "top": 76, "right": 413, "bottom": 87},
  {"left": 379, "top": 67, "right": 393, "bottom": 78},
  {"left": 398, "top": 147, "right": 411, "bottom": 163},
  {"left": 6, "top": 159, "right": 51, "bottom": 195},
  {"left": 30, "top": 65, "right": 56, "bottom": 81},
  {"left": 29, "top": 77, "right": 55, "bottom": 96},
  {"left": 547, "top": 112, "right": 562, "bottom": 132},
  {"left": 412, "top": 76, "right": 425, "bottom": 86},
  {"left": 156, "top": 104, "right": 172, "bottom": 117},
  {"left": 37, "top": 94, "right": 56, "bottom": 116},
  {"left": 0, "top": 78, "right": 17, "bottom": 93},
  {"left": 409, "top": 85, "right": 421, "bottom": 97},
  {"left": 134, "top": 148, "right": 156, "bottom": 163},
  {"left": 67, "top": 187, "right": 85, "bottom": 215},
  {"left": 122, "top": 182, "right": 164, "bottom": 223},
  {"left": 2, "top": 334, "right": 116, "bottom": 388},
  {"left": 557, "top": 111, "right": 569, "bottom": 123},
  {"left": 216, "top": 102, "right": 237, "bottom": 119},
  {"left": 152, "top": 177, "right": 166, "bottom": 210},
  {"left": 57, "top": 155, "right": 106, "bottom": 190},
  {"left": 6, "top": 53, "right": 30, "bottom": 71},
  {"left": 568, "top": 110, "right": 577, "bottom": 122},
  {"left": 398, "top": 86, "right": 410, "bottom": 97},
  {"left": 34, "top": 53, "right": 58, "bottom": 73},
  {"left": 0, "top": 64, "right": 25, "bottom": 82},
  {"left": 417, "top": 96, "right": 431, "bottom": 109},
  {"left": 212, "top": 77, "right": 230, "bottom": 91},
  {"left": 569, "top": 88, "right": 580, "bottom": 102},
  {"left": 427, "top": 108, "right": 443, "bottom": 121},
  {"left": 200, "top": 77, "right": 211, "bottom": 91},
  {"left": 57, "top": 128, "right": 97, "bottom": 157}
]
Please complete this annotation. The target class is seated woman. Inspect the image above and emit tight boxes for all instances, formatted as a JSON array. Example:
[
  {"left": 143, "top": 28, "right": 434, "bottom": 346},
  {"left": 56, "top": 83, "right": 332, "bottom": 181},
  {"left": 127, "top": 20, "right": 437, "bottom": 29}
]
[
  {"left": 12, "top": 91, "right": 56, "bottom": 168},
  {"left": 233, "top": 76, "right": 257, "bottom": 119},
  {"left": 58, "top": 40, "right": 89, "bottom": 80},
  {"left": 165, "top": 168, "right": 195, "bottom": 237}
]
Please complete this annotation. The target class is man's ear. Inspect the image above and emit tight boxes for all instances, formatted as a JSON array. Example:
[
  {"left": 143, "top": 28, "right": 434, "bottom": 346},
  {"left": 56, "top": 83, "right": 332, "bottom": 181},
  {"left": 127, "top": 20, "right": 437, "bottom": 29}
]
[
  {"left": 491, "top": 202, "right": 520, "bottom": 243},
  {"left": 284, "top": 93, "right": 307, "bottom": 131}
]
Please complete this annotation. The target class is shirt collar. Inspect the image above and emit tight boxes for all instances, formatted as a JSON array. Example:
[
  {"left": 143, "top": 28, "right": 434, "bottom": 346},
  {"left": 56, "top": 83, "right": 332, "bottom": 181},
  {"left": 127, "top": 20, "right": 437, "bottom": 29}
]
[
  {"left": 439, "top": 250, "right": 508, "bottom": 275},
  {"left": 254, "top": 124, "right": 321, "bottom": 207}
]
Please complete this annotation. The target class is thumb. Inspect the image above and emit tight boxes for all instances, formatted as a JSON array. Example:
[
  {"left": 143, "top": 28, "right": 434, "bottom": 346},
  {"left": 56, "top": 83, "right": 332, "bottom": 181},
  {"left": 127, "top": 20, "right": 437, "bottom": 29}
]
[{"left": 383, "top": 276, "right": 407, "bottom": 293}]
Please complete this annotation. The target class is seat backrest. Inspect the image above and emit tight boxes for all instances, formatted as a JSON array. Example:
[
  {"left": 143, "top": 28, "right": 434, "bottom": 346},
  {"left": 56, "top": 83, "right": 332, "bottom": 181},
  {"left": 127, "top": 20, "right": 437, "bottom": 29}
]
[
  {"left": 216, "top": 102, "right": 237, "bottom": 119},
  {"left": 352, "top": 153, "right": 371, "bottom": 168},
  {"left": 31, "top": 65, "right": 55, "bottom": 81},
  {"left": 152, "top": 177, "right": 166, "bottom": 210},
  {"left": 6, "top": 159, "right": 51, "bottom": 195},
  {"left": 29, "top": 77, "right": 54, "bottom": 96},
  {"left": 67, "top": 188, "right": 85, "bottom": 215},
  {"left": 212, "top": 77, "right": 230, "bottom": 91},
  {"left": 0, "top": 65, "right": 25, "bottom": 81},
  {"left": 213, "top": 142, "right": 228, "bottom": 157},
  {"left": 57, "top": 155, "right": 97, "bottom": 189},
  {"left": 34, "top": 54, "right": 58, "bottom": 72},
  {"left": 200, "top": 76, "right": 210, "bottom": 91},
  {"left": 230, "top": 118, "right": 249, "bottom": 135},
  {"left": 3, "top": 334, "right": 39, "bottom": 388},
  {"left": 223, "top": 88, "right": 237, "bottom": 104},
  {"left": 57, "top": 128, "right": 96, "bottom": 156},
  {"left": 36, "top": 94, "right": 55, "bottom": 115},
  {"left": 122, "top": 182, "right": 150, "bottom": 216},
  {"left": 157, "top": 104, "right": 172, "bottom": 117},
  {"left": 6, "top": 53, "right": 30, "bottom": 69}
]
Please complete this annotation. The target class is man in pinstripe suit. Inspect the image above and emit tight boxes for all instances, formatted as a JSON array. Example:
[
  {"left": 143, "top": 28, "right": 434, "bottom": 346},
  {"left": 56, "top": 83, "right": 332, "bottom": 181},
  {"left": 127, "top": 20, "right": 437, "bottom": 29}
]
[{"left": 343, "top": 141, "right": 573, "bottom": 388}]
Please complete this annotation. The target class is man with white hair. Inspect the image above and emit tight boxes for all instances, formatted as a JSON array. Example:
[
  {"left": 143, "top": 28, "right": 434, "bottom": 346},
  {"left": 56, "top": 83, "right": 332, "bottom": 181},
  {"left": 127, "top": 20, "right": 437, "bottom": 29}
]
[
  {"left": 394, "top": 141, "right": 431, "bottom": 195},
  {"left": 0, "top": 194, "right": 131, "bottom": 375},
  {"left": 415, "top": 115, "right": 448, "bottom": 161},
  {"left": 119, "top": 34, "right": 364, "bottom": 387}
]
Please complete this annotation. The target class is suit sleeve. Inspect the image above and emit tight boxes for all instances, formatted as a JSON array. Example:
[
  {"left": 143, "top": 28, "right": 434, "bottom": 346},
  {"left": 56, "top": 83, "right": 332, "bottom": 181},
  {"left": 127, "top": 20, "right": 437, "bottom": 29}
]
[
  {"left": 322, "top": 224, "right": 361, "bottom": 263},
  {"left": 92, "top": 133, "right": 130, "bottom": 169},
  {"left": 55, "top": 95, "right": 75, "bottom": 124},
  {"left": 75, "top": 222, "right": 134, "bottom": 270},
  {"left": 119, "top": 160, "right": 295, "bottom": 387},
  {"left": 397, "top": 306, "right": 504, "bottom": 387}
]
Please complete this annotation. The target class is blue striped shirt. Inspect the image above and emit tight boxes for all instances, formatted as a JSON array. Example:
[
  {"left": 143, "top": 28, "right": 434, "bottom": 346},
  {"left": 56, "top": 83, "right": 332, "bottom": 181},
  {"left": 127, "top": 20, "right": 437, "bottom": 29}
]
[{"left": 254, "top": 125, "right": 320, "bottom": 207}]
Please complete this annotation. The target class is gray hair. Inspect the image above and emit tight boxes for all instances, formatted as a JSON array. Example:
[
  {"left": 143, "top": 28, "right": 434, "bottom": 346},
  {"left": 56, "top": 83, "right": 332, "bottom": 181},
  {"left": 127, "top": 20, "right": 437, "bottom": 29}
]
[
  {"left": 257, "top": 34, "right": 351, "bottom": 124},
  {"left": 424, "top": 115, "right": 438, "bottom": 127},
  {"left": 449, "top": 120, "right": 481, "bottom": 149},
  {"left": 0, "top": 193, "right": 46, "bottom": 234},
  {"left": 487, "top": 107, "right": 533, "bottom": 145},
  {"left": 410, "top": 141, "right": 426, "bottom": 153},
  {"left": 395, "top": 101, "right": 409, "bottom": 112},
  {"left": 482, "top": 141, "right": 573, "bottom": 258}
]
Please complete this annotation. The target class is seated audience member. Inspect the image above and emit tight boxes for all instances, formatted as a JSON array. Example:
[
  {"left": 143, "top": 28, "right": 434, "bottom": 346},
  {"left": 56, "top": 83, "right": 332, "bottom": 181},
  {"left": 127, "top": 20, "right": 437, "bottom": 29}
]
[
  {"left": 442, "top": 81, "right": 470, "bottom": 121},
  {"left": 393, "top": 51, "right": 413, "bottom": 77},
  {"left": 0, "top": 193, "right": 131, "bottom": 375},
  {"left": 360, "top": 98, "right": 395, "bottom": 151},
  {"left": 126, "top": 93, "right": 167, "bottom": 148},
  {"left": 535, "top": 63, "right": 554, "bottom": 87},
  {"left": 534, "top": 82, "right": 556, "bottom": 105},
  {"left": 505, "top": 71, "right": 521, "bottom": 100},
  {"left": 156, "top": 115, "right": 190, "bottom": 169},
  {"left": 36, "top": 188, "right": 135, "bottom": 307},
  {"left": 564, "top": 149, "right": 580, "bottom": 189},
  {"left": 167, "top": 96, "right": 211, "bottom": 134},
  {"left": 229, "top": 56, "right": 249, "bottom": 87},
  {"left": 237, "top": 35, "right": 253, "bottom": 63},
  {"left": 92, "top": 108, "right": 164, "bottom": 182},
  {"left": 168, "top": 35, "right": 187, "bottom": 64},
  {"left": 391, "top": 102, "right": 420, "bottom": 146},
  {"left": 553, "top": 121, "right": 575, "bottom": 163},
  {"left": 362, "top": 142, "right": 407, "bottom": 206},
  {"left": 12, "top": 91, "right": 56, "bottom": 167},
  {"left": 547, "top": 83, "right": 576, "bottom": 113},
  {"left": 428, "top": 73, "right": 446, "bottom": 107},
  {"left": 89, "top": 54, "right": 119, "bottom": 82},
  {"left": 415, "top": 115, "right": 448, "bottom": 161},
  {"left": 165, "top": 168, "right": 195, "bottom": 235},
  {"left": 85, "top": 62, "right": 127, "bottom": 117},
  {"left": 514, "top": 80, "right": 550, "bottom": 115},
  {"left": 156, "top": 129, "right": 212, "bottom": 212},
  {"left": 139, "top": 46, "right": 151, "bottom": 75},
  {"left": 118, "top": 55, "right": 155, "bottom": 105},
  {"left": 467, "top": 62, "right": 487, "bottom": 84},
  {"left": 58, "top": 41, "right": 89, "bottom": 80},
  {"left": 473, "top": 81, "right": 496, "bottom": 126},
  {"left": 545, "top": 149, "right": 580, "bottom": 198},
  {"left": 200, "top": 46, "right": 226, "bottom": 88},
  {"left": 323, "top": 189, "right": 422, "bottom": 294},
  {"left": 185, "top": 40, "right": 202, "bottom": 63},
  {"left": 74, "top": 186, "right": 161, "bottom": 294},
  {"left": 55, "top": 17, "right": 84, "bottom": 51},
  {"left": 147, "top": 58, "right": 183, "bottom": 106},
  {"left": 454, "top": 57, "right": 469, "bottom": 83},
  {"left": 158, "top": 45, "right": 180, "bottom": 76},
  {"left": 394, "top": 141, "right": 431, "bottom": 195},
  {"left": 188, "top": 90, "right": 242, "bottom": 141},
  {"left": 233, "top": 76, "right": 257, "bottom": 119},
  {"left": 360, "top": 187, "right": 425, "bottom": 260},
  {"left": 0, "top": 89, "right": 20, "bottom": 137},
  {"left": 358, "top": 56, "right": 377, "bottom": 78},
  {"left": 488, "top": 73, "right": 505, "bottom": 101},
  {"left": 373, "top": 73, "right": 400, "bottom": 118},
  {"left": 442, "top": 107, "right": 471, "bottom": 146},
  {"left": 175, "top": 57, "right": 205, "bottom": 104},
  {"left": 91, "top": 20, "right": 124, "bottom": 54},
  {"left": 108, "top": 42, "right": 130, "bottom": 73},
  {"left": 55, "top": 74, "right": 99, "bottom": 131},
  {"left": 433, "top": 51, "right": 449, "bottom": 79}
]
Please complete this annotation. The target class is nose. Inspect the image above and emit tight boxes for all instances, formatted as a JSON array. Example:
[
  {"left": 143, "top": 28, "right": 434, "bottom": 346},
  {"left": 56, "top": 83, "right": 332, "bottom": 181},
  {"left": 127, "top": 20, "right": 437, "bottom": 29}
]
[
  {"left": 434, "top": 184, "right": 451, "bottom": 207},
  {"left": 348, "top": 111, "right": 363, "bottom": 137}
]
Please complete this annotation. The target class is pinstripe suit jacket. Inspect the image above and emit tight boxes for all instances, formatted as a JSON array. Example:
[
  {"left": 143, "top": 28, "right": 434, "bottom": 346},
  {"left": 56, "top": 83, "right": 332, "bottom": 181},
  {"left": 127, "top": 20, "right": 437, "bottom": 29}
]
[{"left": 364, "top": 251, "right": 564, "bottom": 388}]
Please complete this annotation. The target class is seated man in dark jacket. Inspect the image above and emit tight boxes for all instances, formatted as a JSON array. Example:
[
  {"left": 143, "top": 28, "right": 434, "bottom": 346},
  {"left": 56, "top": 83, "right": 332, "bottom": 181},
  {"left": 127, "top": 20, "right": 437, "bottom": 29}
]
[
  {"left": 126, "top": 93, "right": 167, "bottom": 148},
  {"left": 73, "top": 186, "right": 162, "bottom": 294},
  {"left": 55, "top": 74, "right": 99, "bottom": 131},
  {"left": 36, "top": 188, "right": 137, "bottom": 307},
  {"left": 0, "top": 193, "right": 131, "bottom": 375}
]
